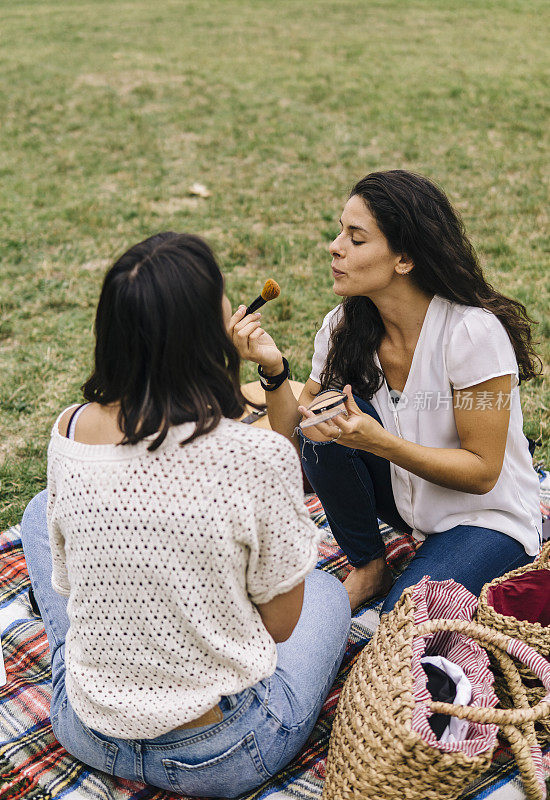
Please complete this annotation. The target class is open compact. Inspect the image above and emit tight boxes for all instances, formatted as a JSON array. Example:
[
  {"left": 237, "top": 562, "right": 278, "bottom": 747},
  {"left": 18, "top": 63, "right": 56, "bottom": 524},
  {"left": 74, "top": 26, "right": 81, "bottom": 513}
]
[{"left": 299, "top": 389, "right": 348, "bottom": 430}]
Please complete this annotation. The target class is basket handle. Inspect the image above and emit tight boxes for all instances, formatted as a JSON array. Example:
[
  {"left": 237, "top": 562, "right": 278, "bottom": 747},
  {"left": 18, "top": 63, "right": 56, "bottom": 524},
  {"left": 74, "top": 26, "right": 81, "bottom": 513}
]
[
  {"left": 415, "top": 619, "right": 550, "bottom": 725},
  {"left": 415, "top": 618, "right": 549, "bottom": 800},
  {"left": 483, "top": 644, "right": 546, "bottom": 800},
  {"left": 536, "top": 540, "right": 550, "bottom": 568}
]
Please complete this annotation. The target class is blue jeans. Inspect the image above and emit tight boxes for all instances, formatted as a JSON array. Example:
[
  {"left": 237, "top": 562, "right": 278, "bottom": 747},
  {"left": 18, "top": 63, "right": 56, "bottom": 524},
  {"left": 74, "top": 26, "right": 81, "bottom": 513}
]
[
  {"left": 21, "top": 491, "right": 351, "bottom": 797},
  {"left": 298, "top": 397, "right": 534, "bottom": 614}
]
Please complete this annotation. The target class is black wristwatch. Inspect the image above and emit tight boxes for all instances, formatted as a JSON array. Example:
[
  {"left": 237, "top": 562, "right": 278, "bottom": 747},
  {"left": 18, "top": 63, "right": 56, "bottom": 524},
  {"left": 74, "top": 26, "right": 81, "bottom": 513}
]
[{"left": 258, "top": 357, "right": 290, "bottom": 392}]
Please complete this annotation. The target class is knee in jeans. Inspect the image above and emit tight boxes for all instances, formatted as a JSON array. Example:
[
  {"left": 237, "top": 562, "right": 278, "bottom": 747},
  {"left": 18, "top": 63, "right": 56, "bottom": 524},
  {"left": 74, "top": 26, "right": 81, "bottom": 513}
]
[{"left": 308, "top": 570, "right": 351, "bottom": 622}]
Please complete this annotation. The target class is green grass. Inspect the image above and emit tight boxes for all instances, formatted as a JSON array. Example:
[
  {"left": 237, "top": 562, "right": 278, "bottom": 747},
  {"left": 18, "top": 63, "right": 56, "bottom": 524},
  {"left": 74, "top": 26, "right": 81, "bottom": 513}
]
[{"left": 1, "top": 0, "right": 548, "bottom": 529}]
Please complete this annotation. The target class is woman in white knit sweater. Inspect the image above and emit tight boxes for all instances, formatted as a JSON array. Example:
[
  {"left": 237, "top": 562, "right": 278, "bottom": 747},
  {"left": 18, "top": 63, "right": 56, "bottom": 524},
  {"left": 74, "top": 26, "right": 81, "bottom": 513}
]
[{"left": 20, "top": 232, "right": 351, "bottom": 797}]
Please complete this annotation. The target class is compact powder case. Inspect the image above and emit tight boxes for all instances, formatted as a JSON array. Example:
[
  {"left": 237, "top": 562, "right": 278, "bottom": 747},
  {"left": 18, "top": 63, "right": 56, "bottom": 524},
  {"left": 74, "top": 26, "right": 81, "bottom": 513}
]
[{"left": 299, "top": 389, "right": 348, "bottom": 429}]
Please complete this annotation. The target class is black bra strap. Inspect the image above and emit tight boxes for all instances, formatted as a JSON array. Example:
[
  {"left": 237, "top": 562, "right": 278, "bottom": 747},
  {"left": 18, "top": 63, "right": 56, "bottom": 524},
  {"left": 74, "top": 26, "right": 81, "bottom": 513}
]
[{"left": 66, "top": 404, "right": 86, "bottom": 439}]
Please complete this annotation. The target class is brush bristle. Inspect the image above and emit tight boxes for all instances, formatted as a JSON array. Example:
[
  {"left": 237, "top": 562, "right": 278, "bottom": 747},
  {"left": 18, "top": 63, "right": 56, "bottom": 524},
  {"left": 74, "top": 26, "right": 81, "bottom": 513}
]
[{"left": 260, "top": 279, "right": 281, "bottom": 302}]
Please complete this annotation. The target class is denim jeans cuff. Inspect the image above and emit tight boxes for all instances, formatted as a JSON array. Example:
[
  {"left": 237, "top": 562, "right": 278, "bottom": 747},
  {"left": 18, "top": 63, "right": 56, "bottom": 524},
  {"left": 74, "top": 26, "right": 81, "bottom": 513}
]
[{"left": 347, "top": 548, "right": 387, "bottom": 568}]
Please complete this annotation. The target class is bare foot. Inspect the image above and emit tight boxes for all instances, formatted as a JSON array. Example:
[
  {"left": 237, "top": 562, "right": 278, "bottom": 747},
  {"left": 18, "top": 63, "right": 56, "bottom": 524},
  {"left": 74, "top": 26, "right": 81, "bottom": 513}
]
[{"left": 343, "top": 557, "right": 393, "bottom": 612}]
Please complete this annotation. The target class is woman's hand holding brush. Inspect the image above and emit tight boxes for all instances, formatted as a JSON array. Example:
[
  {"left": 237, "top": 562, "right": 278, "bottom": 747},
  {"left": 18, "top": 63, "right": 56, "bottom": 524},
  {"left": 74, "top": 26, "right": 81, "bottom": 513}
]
[
  {"left": 228, "top": 306, "right": 283, "bottom": 371},
  {"left": 229, "top": 307, "right": 282, "bottom": 369},
  {"left": 228, "top": 279, "right": 284, "bottom": 372},
  {"left": 229, "top": 278, "right": 309, "bottom": 444}
]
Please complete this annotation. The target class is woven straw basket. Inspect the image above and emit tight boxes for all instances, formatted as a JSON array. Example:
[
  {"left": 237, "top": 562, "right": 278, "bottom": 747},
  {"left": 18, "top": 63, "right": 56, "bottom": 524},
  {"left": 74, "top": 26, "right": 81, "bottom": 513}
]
[
  {"left": 476, "top": 541, "right": 550, "bottom": 745},
  {"left": 323, "top": 587, "right": 550, "bottom": 800}
]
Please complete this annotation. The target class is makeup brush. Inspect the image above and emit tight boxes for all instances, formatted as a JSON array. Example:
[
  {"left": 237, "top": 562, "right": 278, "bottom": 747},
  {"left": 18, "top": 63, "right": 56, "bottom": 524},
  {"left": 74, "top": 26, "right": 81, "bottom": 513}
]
[{"left": 245, "top": 279, "right": 280, "bottom": 316}]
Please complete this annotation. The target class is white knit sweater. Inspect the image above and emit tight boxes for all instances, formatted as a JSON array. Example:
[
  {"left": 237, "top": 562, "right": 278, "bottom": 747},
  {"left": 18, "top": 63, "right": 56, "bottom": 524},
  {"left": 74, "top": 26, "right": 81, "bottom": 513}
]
[{"left": 47, "top": 415, "right": 321, "bottom": 739}]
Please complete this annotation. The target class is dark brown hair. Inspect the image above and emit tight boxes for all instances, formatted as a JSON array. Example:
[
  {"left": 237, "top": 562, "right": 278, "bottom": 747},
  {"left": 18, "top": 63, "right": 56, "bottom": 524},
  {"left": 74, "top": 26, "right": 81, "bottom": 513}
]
[
  {"left": 321, "top": 170, "right": 541, "bottom": 397},
  {"left": 83, "top": 232, "right": 248, "bottom": 450}
]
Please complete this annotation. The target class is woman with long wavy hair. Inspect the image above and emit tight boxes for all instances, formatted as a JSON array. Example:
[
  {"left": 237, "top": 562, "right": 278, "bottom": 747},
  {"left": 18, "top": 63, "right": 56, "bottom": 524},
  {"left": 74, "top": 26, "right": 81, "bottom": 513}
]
[{"left": 231, "top": 170, "right": 543, "bottom": 611}]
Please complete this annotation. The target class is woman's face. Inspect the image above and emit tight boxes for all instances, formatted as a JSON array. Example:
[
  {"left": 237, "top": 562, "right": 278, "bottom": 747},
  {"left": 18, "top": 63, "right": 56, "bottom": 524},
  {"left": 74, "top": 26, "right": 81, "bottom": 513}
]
[{"left": 329, "top": 195, "right": 405, "bottom": 297}]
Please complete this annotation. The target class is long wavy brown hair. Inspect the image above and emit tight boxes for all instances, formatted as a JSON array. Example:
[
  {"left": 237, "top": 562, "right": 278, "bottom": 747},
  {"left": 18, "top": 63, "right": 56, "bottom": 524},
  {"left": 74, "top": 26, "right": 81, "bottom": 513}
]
[{"left": 320, "top": 170, "right": 541, "bottom": 398}]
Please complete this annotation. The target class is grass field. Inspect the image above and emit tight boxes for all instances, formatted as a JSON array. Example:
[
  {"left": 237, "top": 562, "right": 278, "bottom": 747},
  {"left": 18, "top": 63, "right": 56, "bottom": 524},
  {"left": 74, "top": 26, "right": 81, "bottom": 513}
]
[{"left": 1, "top": 0, "right": 548, "bottom": 529}]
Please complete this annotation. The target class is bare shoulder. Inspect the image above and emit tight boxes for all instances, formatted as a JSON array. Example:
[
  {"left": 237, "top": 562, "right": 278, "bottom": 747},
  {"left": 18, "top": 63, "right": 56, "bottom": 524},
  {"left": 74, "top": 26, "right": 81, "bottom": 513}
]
[
  {"left": 56, "top": 403, "right": 123, "bottom": 444},
  {"left": 56, "top": 405, "right": 79, "bottom": 437}
]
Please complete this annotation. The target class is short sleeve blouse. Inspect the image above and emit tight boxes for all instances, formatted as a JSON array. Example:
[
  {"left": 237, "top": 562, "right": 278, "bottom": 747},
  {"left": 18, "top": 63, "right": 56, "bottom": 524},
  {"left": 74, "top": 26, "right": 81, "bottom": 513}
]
[{"left": 445, "top": 308, "right": 519, "bottom": 390}]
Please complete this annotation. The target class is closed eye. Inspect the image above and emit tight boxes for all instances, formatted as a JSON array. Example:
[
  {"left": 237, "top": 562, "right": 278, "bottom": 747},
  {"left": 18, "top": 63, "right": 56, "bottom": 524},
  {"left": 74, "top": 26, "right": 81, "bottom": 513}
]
[{"left": 338, "top": 219, "right": 366, "bottom": 246}]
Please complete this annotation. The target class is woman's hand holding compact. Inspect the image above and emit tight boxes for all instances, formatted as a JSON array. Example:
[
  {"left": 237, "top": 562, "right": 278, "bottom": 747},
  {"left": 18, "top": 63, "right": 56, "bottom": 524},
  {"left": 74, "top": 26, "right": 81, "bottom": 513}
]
[
  {"left": 228, "top": 305, "right": 283, "bottom": 371},
  {"left": 299, "top": 385, "right": 387, "bottom": 452}
]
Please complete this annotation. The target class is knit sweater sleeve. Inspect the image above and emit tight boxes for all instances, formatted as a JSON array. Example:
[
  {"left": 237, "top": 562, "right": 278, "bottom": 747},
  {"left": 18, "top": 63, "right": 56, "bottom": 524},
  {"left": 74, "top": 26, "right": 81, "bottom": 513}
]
[
  {"left": 47, "top": 445, "right": 71, "bottom": 597},
  {"left": 243, "top": 436, "right": 321, "bottom": 605}
]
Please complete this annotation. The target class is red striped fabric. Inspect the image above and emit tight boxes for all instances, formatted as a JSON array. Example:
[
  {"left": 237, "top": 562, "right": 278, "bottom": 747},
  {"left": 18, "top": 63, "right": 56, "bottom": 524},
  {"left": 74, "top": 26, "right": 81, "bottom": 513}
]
[
  {"left": 504, "top": 637, "right": 550, "bottom": 793},
  {"left": 506, "top": 639, "right": 550, "bottom": 693},
  {"left": 410, "top": 576, "right": 500, "bottom": 757}
]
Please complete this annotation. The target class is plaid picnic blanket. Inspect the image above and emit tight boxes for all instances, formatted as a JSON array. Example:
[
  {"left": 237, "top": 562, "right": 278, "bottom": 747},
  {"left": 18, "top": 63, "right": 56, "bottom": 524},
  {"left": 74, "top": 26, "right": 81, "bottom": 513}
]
[{"left": 1, "top": 491, "right": 549, "bottom": 800}]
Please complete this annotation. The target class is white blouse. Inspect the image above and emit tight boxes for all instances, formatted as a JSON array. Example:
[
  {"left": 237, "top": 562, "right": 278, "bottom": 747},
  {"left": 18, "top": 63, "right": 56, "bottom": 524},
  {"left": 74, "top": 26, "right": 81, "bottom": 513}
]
[{"left": 310, "top": 295, "right": 542, "bottom": 556}]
